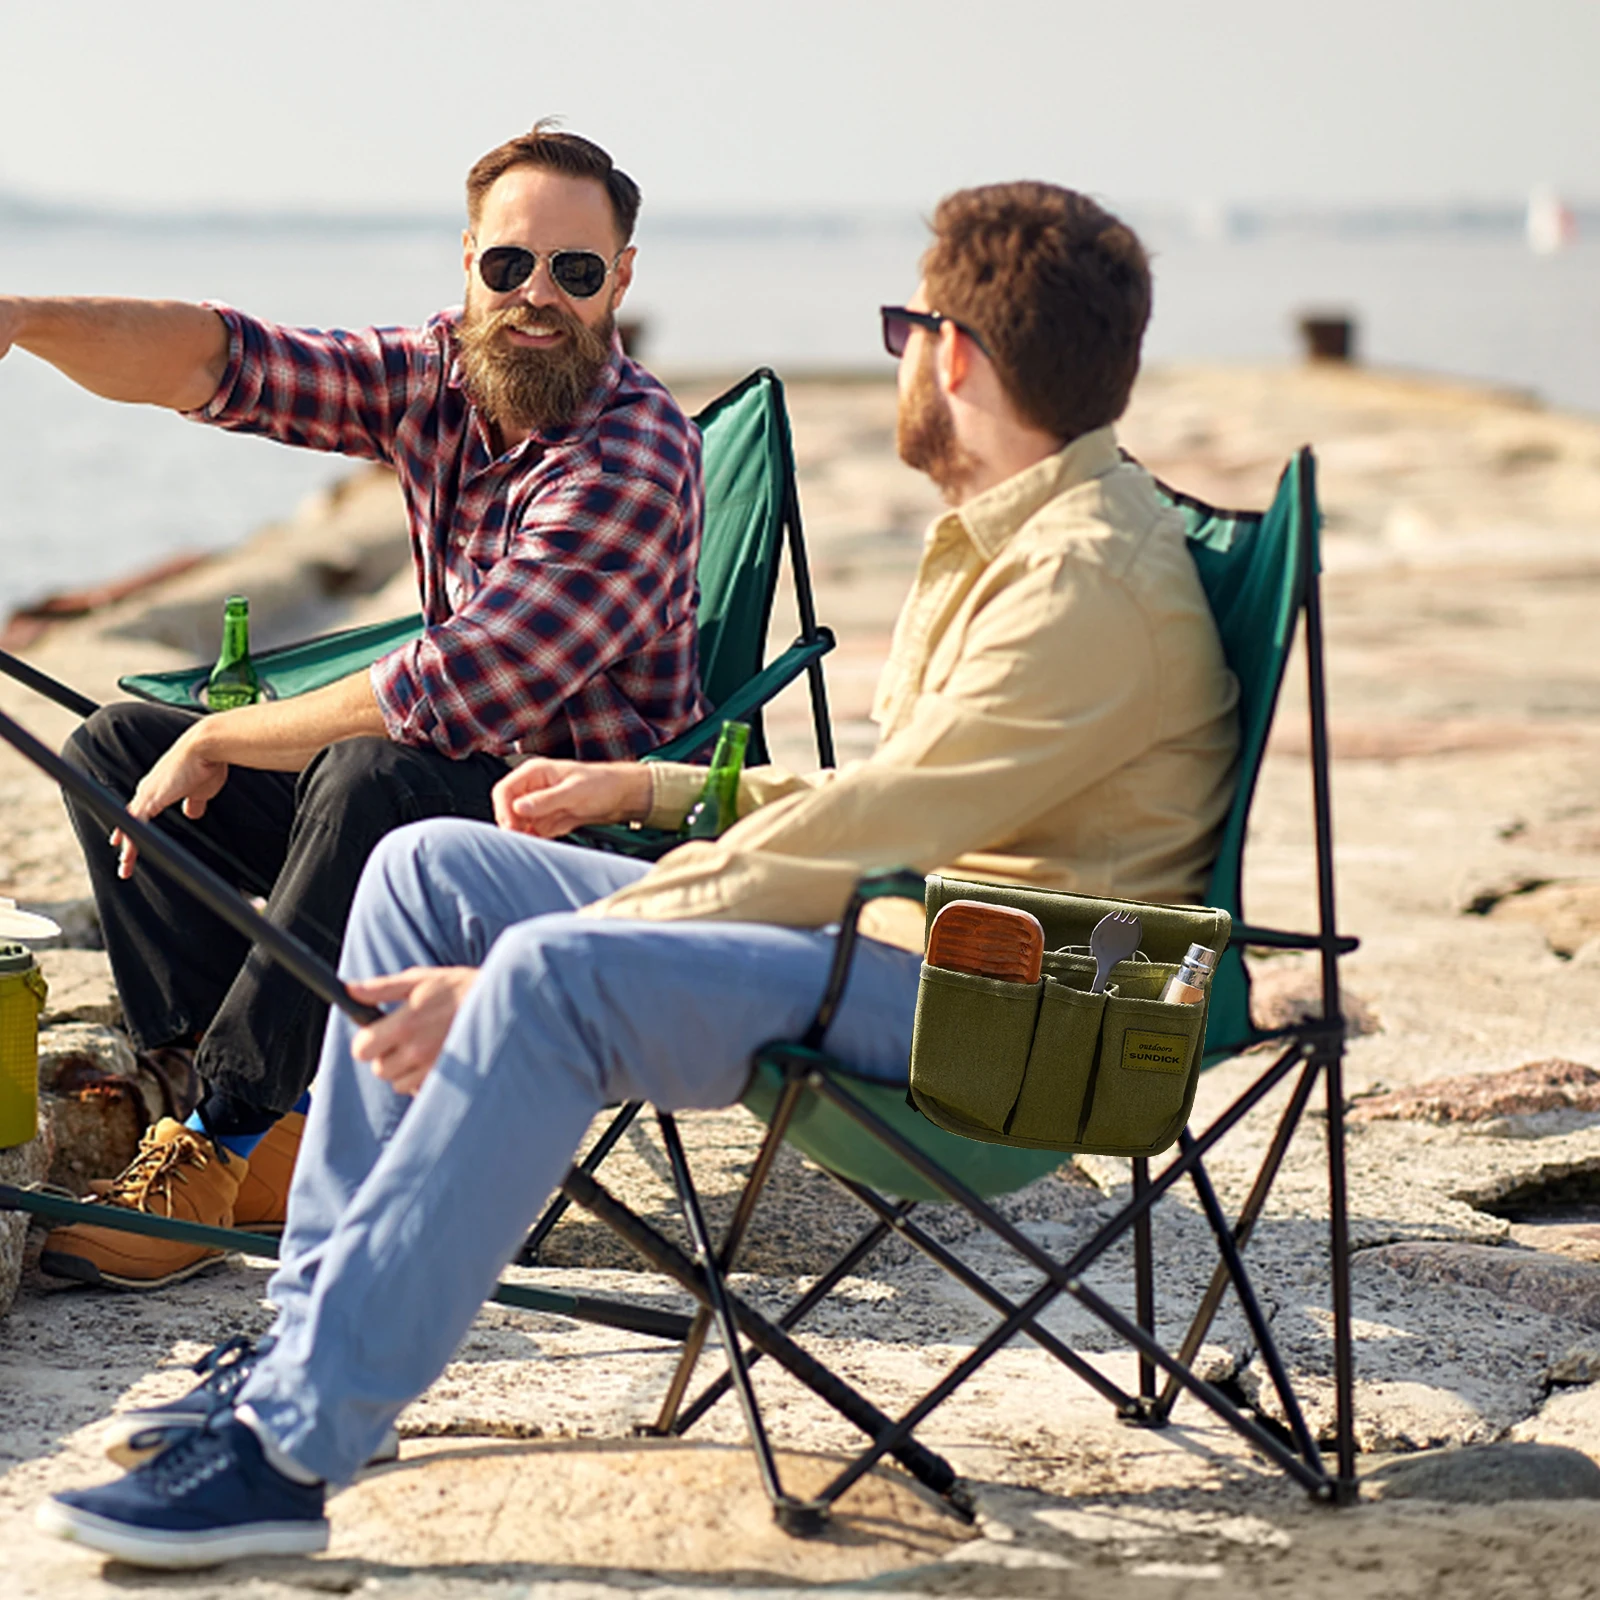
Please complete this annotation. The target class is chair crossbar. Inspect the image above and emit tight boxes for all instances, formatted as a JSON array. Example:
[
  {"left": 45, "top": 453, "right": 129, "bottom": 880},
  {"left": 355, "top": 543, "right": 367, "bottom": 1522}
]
[
  {"left": 1066, "top": 1276, "right": 1328, "bottom": 1494},
  {"left": 668, "top": 1201, "right": 911, "bottom": 1435},
  {"left": 809, "top": 1039, "right": 1310, "bottom": 1293},
  {"left": 653, "top": 1087, "right": 802, "bottom": 1432},
  {"left": 828, "top": 1172, "right": 1140, "bottom": 1414},
  {"left": 0, "top": 1182, "right": 692, "bottom": 1342},
  {"left": 1158, "top": 1056, "right": 1324, "bottom": 1416},
  {"left": 655, "top": 1111, "right": 809, "bottom": 1527},
  {"left": 557, "top": 1163, "right": 963, "bottom": 1506},
  {"left": 1182, "top": 1133, "right": 1323, "bottom": 1466}
]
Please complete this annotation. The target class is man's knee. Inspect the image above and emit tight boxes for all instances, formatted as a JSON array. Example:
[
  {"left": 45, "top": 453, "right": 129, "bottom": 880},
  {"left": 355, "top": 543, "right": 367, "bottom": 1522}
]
[
  {"left": 348, "top": 818, "right": 502, "bottom": 934},
  {"left": 296, "top": 737, "right": 399, "bottom": 818},
  {"left": 63, "top": 700, "right": 187, "bottom": 779},
  {"left": 360, "top": 817, "right": 483, "bottom": 895},
  {"left": 296, "top": 739, "right": 486, "bottom": 832}
]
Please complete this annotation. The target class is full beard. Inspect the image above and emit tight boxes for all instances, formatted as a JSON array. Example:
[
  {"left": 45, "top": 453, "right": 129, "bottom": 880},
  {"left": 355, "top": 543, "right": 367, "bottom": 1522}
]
[
  {"left": 896, "top": 340, "right": 978, "bottom": 503},
  {"left": 456, "top": 287, "right": 614, "bottom": 433}
]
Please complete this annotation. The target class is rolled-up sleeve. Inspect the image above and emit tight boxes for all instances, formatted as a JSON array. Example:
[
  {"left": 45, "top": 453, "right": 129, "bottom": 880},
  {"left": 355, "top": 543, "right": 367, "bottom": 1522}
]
[
  {"left": 184, "top": 306, "right": 428, "bottom": 463},
  {"left": 369, "top": 465, "right": 688, "bottom": 757}
]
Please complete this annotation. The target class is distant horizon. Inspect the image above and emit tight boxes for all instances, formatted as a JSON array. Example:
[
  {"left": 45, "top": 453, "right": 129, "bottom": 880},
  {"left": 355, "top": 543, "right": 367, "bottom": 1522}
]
[{"left": 3, "top": 188, "right": 1596, "bottom": 236}]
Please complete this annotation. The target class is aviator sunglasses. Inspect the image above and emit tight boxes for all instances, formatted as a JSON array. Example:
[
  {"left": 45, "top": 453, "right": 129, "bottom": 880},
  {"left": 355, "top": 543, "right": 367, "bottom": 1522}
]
[
  {"left": 476, "top": 244, "right": 624, "bottom": 300},
  {"left": 880, "top": 304, "right": 990, "bottom": 359}
]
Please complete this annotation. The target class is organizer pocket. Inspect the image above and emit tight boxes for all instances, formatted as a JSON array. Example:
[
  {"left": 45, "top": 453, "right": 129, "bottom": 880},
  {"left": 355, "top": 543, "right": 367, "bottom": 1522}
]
[
  {"left": 909, "top": 964, "right": 1041, "bottom": 1134},
  {"left": 1006, "top": 978, "right": 1105, "bottom": 1146},
  {"left": 1075, "top": 992, "right": 1208, "bottom": 1154}
]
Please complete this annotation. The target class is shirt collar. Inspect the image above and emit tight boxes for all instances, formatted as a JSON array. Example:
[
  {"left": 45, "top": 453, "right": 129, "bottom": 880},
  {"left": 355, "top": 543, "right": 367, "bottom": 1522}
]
[{"left": 954, "top": 424, "right": 1122, "bottom": 561}]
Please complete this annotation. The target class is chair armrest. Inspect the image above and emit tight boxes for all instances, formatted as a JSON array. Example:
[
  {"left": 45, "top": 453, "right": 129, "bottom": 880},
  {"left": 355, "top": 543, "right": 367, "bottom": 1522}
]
[
  {"left": 800, "top": 868, "right": 926, "bottom": 1050},
  {"left": 647, "top": 630, "right": 836, "bottom": 764},
  {"left": 1233, "top": 922, "right": 1360, "bottom": 955}
]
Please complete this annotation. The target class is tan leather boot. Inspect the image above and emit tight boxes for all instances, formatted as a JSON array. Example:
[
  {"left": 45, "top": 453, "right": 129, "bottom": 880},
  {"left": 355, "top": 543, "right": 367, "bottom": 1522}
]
[
  {"left": 40, "top": 1119, "right": 245, "bottom": 1290},
  {"left": 231, "top": 1111, "right": 304, "bottom": 1233}
]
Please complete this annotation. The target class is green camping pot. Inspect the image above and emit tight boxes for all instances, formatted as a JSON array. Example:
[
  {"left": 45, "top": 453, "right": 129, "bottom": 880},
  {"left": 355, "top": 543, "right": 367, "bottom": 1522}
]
[{"left": 0, "top": 942, "right": 48, "bottom": 1149}]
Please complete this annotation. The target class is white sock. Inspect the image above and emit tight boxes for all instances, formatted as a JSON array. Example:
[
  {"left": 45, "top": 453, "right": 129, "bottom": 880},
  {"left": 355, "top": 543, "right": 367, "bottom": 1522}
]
[{"left": 234, "top": 1404, "right": 323, "bottom": 1486}]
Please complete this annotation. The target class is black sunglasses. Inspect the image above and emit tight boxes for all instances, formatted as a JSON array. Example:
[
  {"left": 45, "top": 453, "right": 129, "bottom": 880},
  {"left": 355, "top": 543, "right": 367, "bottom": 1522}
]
[
  {"left": 476, "top": 244, "right": 622, "bottom": 300},
  {"left": 880, "top": 304, "right": 990, "bottom": 359}
]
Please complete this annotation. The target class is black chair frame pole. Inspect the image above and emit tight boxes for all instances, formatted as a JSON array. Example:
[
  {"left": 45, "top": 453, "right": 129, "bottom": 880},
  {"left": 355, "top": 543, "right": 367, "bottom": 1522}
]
[{"left": 780, "top": 458, "right": 835, "bottom": 770}]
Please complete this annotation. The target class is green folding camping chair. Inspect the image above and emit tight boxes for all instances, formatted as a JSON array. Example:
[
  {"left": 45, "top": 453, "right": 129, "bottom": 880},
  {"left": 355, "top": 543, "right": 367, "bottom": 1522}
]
[
  {"left": 115, "top": 368, "right": 837, "bottom": 798},
  {"left": 525, "top": 446, "right": 1361, "bottom": 1529},
  {"left": 0, "top": 444, "right": 1359, "bottom": 1532}
]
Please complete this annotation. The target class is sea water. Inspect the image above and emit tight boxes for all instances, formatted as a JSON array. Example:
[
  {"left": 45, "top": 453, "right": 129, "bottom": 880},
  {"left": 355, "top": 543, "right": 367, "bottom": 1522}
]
[{"left": 0, "top": 211, "right": 1596, "bottom": 618}]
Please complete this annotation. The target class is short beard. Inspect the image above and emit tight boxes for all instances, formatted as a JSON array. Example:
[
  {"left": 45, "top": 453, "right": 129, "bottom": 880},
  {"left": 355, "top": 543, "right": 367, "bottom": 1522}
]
[
  {"left": 896, "top": 341, "right": 978, "bottom": 503},
  {"left": 457, "top": 285, "right": 614, "bottom": 433}
]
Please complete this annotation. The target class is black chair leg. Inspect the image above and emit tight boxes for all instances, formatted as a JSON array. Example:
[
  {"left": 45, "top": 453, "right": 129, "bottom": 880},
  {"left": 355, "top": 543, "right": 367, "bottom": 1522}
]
[
  {"left": 654, "top": 1113, "right": 827, "bottom": 1535},
  {"left": 1132, "top": 1157, "right": 1157, "bottom": 1415},
  {"left": 650, "top": 1086, "right": 800, "bottom": 1435},
  {"left": 1158, "top": 1051, "right": 1322, "bottom": 1419}
]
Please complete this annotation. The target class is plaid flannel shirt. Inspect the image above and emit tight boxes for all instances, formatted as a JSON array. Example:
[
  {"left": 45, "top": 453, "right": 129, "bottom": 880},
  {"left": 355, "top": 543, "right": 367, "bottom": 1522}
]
[{"left": 187, "top": 306, "right": 708, "bottom": 760}]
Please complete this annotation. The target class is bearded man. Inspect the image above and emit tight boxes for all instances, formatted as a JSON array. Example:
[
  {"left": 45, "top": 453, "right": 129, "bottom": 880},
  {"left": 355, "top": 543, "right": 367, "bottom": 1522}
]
[
  {"left": 0, "top": 124, "right": 707, "bottom": 1288},
  {"left": 36, "top": 181, "right": 1243, "bottom": 1567}
]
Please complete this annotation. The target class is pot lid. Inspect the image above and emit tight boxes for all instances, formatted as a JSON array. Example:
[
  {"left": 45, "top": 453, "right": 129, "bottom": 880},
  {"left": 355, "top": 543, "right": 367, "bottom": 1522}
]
[{"left": 0, "top": 897, "right": 61, "bottom": 941}]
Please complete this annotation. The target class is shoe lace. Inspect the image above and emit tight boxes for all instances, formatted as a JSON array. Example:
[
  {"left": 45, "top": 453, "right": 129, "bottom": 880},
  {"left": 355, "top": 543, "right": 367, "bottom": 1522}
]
[
  {"left": 102, "top": 1127, "right": 218, "bottom": 1217},
  {"left": 191, "top": 1334, "right": 268, "bottom": 1400},
  {"left": 144, "top": 1422, "right": 235, "bottom": 1498}
]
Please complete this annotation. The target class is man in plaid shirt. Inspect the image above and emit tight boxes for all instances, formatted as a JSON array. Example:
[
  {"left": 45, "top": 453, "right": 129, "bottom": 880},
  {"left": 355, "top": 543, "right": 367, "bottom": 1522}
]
[{"left": 0, "top": 124, "right": 707, "bottom": 1289}]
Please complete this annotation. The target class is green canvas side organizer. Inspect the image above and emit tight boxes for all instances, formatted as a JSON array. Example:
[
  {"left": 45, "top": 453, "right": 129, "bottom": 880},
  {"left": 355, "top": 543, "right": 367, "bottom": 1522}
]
[{"left": 909, "top": 874, "right": 1231, "bottom": 1157}]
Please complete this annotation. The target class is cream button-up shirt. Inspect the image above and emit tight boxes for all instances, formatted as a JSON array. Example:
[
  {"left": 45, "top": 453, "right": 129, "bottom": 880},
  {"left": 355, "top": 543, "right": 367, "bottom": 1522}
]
[{"left": 585, "top": 425, "right": 1240, "bottom": 952}]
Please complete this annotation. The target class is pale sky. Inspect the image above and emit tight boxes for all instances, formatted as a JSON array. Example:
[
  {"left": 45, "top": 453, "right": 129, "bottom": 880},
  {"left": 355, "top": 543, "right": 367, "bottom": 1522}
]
[{"left": 0, "top": 0, "right": 1594, "bottom": 216}]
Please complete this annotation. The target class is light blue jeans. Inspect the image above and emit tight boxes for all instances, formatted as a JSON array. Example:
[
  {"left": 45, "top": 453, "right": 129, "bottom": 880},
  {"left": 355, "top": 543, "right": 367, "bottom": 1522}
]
[{"left": 235, "top": 820, "right": 921, "bottom": 1484}]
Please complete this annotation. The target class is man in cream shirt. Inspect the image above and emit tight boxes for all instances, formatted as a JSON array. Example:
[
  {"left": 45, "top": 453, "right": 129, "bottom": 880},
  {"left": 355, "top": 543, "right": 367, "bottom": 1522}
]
[{"left": 40, "top": 182, "right": 1239, "bottom": 1566}]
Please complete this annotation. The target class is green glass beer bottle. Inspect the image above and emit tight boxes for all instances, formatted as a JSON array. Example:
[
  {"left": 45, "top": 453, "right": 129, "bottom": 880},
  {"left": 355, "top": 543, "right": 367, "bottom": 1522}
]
[
  {"left": 683, "top": 720, "right": 750, "bottom": 840},
  {"left": 206, "top": 596, "right": 262, "bottom": 710}
]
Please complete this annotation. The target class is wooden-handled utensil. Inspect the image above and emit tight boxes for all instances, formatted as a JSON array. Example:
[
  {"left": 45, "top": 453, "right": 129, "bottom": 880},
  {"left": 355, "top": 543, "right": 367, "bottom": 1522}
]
[{"left": 926, "top": 901, "right": 1045, "bottom": 983}]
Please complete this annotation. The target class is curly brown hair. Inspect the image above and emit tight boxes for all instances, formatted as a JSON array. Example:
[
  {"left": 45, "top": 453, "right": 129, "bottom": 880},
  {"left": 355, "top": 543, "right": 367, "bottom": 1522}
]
[
  {"left": 465, "top": 119, "right": 641, "bottom": 243},
  {"left": 921, "top": 182, "right": 1151, "bottom": 443}
]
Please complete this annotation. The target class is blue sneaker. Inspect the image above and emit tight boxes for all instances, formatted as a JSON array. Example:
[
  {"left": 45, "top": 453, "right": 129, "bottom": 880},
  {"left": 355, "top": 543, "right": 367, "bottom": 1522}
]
[
  {"left": 37, "top": 1416, "right": 328, "bottom": 1568},
  {"left": 104, "top": 1334, "right": 399, "bottom": 1471}
]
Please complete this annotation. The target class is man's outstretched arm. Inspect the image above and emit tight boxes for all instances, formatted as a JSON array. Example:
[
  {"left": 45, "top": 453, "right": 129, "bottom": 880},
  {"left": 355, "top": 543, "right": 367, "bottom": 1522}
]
[{"left": 0, "top": 296, "right": 228, "bottom": 410}]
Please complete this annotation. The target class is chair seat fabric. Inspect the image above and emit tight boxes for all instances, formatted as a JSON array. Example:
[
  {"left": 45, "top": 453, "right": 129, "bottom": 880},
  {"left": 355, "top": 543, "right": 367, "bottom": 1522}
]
[{"left": 741, "top": 1056, "right": 1061, "bottom": 1203}]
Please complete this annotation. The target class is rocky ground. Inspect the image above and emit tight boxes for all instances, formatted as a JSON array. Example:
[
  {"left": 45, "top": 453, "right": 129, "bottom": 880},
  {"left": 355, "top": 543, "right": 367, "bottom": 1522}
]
[{"left": 0, "top": 363, "right": 1597, "bottom": 1597}]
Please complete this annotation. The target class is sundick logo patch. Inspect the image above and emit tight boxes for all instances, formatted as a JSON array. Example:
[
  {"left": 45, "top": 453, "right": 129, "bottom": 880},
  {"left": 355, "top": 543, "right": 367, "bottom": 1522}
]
[{"left": 1121, "top": 1030, "right": 1188, "bottom": 1074}]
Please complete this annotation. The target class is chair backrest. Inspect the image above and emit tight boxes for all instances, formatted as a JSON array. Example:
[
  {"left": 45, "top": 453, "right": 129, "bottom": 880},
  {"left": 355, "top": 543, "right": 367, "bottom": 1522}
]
[
  {"left": 1155, "top": 449, "right": 1317, "bottom": 1059},
  {"left": 689, "top": 369, "right": 801, "bottom": 765}
]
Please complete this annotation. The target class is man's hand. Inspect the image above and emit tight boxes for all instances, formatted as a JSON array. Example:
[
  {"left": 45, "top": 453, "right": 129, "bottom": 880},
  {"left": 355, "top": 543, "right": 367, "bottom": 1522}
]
[
  {"left": 348, "top": 967, "right": 479, "bottom": 1096},
  {"left": 111, "top": 723, "right": 231, "bottom": 878},
  {"left": 492, "top": 758, "right": 652, "bottom": 838}
]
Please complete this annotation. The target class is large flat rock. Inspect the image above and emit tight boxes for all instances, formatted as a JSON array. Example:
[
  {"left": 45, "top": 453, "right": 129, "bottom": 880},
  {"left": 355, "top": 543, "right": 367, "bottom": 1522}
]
[{"left": 329, "top": 1439, "right": 968, "bottom": 1578}]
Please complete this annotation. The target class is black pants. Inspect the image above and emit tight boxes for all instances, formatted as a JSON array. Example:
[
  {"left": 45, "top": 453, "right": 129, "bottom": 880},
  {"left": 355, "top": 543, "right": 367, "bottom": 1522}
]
[{"left": 63, "top": 702, "right": 505, "bottom": 1129}]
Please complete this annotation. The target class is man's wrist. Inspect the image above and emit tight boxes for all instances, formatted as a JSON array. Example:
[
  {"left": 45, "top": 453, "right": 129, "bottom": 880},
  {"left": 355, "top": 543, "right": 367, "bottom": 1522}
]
[
  {"left": 624, "top": 763, "right": 654, "bottom": 823},
  {"left": 186, "top": 707, "right": 249, "bottom": 761}
]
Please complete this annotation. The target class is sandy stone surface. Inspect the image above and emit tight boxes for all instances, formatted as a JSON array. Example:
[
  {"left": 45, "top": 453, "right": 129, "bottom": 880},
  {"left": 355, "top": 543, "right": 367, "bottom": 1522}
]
[{"left": 0, "top": 364, "right": 1598, "bottom": 1595}]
